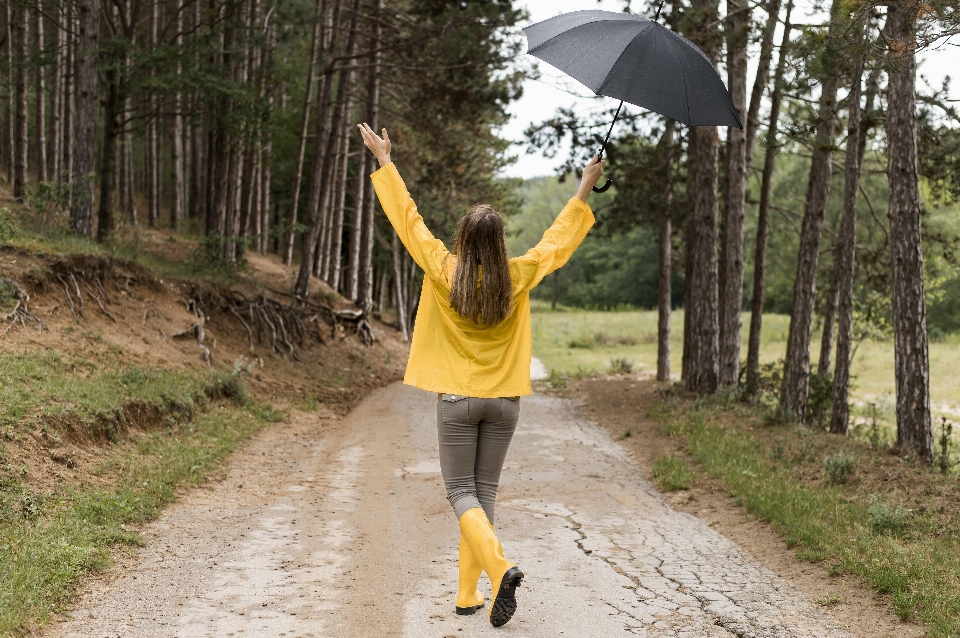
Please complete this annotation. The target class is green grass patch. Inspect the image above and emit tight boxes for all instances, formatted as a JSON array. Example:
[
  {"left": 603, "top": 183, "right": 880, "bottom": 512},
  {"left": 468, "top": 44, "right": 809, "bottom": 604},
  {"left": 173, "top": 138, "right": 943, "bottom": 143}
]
[
  {"left": 531, "top": 307, "right": 960, "bottom": 429},
  {"left": 0, "top": 401, "right": 280, "bottom": 634},
  {"left": 653, "top": 397, "right": 960, "bottom": 636},
  {"left": 0, "top": 349, "right": 236, "bottom": 433},
  {"left": 0, "top": 344, "right": 284, "bottom": 633},
  {"left": 651, "top": 455, "right": 693, "bottom": 491}
]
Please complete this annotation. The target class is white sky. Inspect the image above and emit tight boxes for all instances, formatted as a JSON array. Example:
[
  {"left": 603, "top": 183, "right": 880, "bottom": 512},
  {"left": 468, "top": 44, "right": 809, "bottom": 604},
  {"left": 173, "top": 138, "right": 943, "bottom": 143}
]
[{"left": 500, "top": 0, "right": 960, "bottom": 179}]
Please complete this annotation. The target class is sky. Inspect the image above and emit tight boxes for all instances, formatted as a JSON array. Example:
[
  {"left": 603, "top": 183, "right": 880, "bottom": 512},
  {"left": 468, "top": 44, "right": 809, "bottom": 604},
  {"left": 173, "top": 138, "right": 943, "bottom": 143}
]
[{"left": 499, "top": 0, "right": 960, "bottom": 179}]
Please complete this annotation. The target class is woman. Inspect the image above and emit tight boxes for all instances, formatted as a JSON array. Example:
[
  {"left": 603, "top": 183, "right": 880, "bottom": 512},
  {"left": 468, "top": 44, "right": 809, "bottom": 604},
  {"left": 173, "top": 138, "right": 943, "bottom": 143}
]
[{"left": 358, "top": 123, "right": 604, "bottom": 627}]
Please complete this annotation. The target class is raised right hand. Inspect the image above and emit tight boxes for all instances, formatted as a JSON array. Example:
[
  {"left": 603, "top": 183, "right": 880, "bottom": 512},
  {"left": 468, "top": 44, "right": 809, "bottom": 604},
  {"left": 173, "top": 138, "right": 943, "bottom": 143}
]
[
  {"left": 357, "top": 123, "right": 392, "bottom": 167},
  {"left": 576, "top": 155, "right": 605, "bottom": 202}
]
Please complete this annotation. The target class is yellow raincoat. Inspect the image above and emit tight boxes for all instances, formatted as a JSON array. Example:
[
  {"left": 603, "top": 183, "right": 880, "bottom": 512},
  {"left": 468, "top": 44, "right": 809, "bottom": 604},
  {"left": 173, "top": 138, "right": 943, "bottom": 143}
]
[{"left": 371, "top": 163, "right": 594, "bottom": 398}]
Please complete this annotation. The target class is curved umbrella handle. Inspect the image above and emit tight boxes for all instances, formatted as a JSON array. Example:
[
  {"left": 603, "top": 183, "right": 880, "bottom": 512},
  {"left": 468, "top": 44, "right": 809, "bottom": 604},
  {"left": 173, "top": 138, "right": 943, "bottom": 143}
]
[{"left": 593, "top": 178, "right": 613, "bottom": 193}]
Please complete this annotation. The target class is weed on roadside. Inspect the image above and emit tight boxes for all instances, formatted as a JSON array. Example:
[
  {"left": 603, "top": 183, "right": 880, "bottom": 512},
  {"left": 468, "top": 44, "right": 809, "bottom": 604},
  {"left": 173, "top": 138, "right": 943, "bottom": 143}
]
[
  {"left": 648, "top": 395, "right": 960, "bottom": 635},
  {"left": 651, "top": 455, "right": 693, "bottom": 491},
  {"left": 608, "top": 357, "right": 634, "bottom": 374},
  {"left": 823, "top": 453, "right": 856, "bottom": 484}
]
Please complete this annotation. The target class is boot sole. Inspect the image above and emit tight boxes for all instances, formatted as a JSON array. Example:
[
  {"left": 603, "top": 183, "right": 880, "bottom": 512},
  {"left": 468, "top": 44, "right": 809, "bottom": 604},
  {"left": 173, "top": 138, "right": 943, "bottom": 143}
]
[
  {"left": 490, "top": 567, "right": 523, "bottom": 627},
  {"left": 455, "top": 604, "right": 483, "bottom": 616}
]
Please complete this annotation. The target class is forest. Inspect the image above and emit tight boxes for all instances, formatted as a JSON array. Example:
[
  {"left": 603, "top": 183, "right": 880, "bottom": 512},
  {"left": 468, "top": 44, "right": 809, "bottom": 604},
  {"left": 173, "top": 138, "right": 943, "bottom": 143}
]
[
  {"left": 522, "top": 0, "right": 960, "bottom": 465},
  {"left": 1, "top": 0, "right": 959, "bottom": 463}
]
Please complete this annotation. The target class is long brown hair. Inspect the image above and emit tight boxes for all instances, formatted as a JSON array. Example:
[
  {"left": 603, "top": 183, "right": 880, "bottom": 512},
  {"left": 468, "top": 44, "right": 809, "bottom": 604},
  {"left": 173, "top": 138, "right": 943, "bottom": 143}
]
[{"left": 449, "top": 204, "right": 512, "bottom": 327}]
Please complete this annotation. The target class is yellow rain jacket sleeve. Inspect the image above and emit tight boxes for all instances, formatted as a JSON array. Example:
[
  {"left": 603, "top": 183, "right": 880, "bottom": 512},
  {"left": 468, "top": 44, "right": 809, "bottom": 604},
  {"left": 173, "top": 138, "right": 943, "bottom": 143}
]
[{"left": 371, "top": 162, "right": 594, "bottom": 397}]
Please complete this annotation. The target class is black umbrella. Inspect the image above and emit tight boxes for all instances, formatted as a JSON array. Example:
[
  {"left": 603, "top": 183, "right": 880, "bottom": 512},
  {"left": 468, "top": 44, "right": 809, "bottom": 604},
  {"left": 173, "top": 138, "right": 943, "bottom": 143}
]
[{"left": 524, "top": 7, "right": 742, "bottom": 192}]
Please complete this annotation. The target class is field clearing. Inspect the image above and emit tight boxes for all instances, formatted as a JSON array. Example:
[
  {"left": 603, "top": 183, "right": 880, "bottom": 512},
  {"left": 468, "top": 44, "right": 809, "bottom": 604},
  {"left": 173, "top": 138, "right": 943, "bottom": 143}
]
[{"left": 530, "top": 302, "right": 960, "bottom": 426}]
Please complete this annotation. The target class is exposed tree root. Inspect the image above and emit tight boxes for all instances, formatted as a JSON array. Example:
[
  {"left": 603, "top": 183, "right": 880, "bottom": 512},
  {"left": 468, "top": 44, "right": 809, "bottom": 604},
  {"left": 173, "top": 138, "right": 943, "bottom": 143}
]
[
  {"left": 1, "top": 279, "right": 46, "bottom": 335},
  {"left": 172, "top": 300, "right": 211, "bottom": 365}
]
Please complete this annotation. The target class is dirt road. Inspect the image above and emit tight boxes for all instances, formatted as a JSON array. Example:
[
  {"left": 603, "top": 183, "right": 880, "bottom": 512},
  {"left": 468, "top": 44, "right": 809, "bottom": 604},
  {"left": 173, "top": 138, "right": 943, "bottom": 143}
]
[{"left": 48, "top": 383, "right": 849, "bottom": 638}]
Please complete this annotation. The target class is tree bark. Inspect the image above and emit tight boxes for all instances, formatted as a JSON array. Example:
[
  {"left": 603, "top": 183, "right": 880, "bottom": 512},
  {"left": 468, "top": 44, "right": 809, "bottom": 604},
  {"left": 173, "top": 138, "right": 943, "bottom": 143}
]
[
  {"left": 283, "top": 0, "right": 323, "bottom": 266},
  {"left": 69, "top": 0, "right": 98, "bottom": 236},
  {"left": 50, "top": 3, "right": 63, "bottom": 182},
  {"left": 681, "top": 218, "right": 693, "bottom": 382},
  {"left": 746, "top": 0, "right": 793, "bottom": 398},
  {"left": 392, "top": 231, "right": 409, "bottom": 341},
  {"left": 170, "top": 0, "right": 185, "bottom": 231},
  {"left": 828, "top": 17, "right": 867, "bottom": 435},
  {"left": 683, "top": 0, "right": 721, "bottom": 395},
  {"left": 63, "top": 15, "right": 73, "bottom": 195},
  {"left": 97, "top": 65, "right": 121, "bottom": 241},
  {"left": 817, "top": 276, "right": 839, "bottom": 376},
  {"left": 779, "top": 0, "right": 845, "bottom": 422},
  {"left": 147, "top": 0, "right": 160, "bottom": 227},
  {"left": 744, "top": 0, "right": 781, "bottom": 162},
  {"left": 33, "top": 1, "right": 47, "bottom": 184},
  {"left": 295, "top": 0, "right": 344, "bottom": 298},
  {"left": 355, "top": 0, "right": 383, "bottom": 313},
  {"left": 718, "top": 0, "right": 750, "bottom": 388},
  {"left": 345, "top": 126, "right": 367, "bottom": 300},
  {"left": 657, "top": 120, "right": 676, "bottom": 383},
  {"left": 886, "top": 0, "right": 932, "bottom": 462},
  {"left": 13, "top": 4, "right": 27, "bottom": 199},
  {"left": 3, "top": 2, "right": 13, "bottom": 183}
]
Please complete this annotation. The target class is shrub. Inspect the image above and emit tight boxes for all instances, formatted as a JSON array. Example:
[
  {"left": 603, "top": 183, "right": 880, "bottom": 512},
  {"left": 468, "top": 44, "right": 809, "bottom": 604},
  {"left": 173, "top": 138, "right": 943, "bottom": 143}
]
[
  {"left": 651, "top": 455, "right": 693, "bottom": 491},
  {"left": 568, "top": 336, "right": 593, "bottom": 349},
  {"left": 806, "top": 371, "right": 833, "bottom": 428},
  {"left": 867, "top": 494, "right": 910, "bottom": 534},
  {"left": 608, "top": 357, "right": 634, "bottom": 374},
  {"left": 823, "top": 452, "right": 855, "bottom": 484}
]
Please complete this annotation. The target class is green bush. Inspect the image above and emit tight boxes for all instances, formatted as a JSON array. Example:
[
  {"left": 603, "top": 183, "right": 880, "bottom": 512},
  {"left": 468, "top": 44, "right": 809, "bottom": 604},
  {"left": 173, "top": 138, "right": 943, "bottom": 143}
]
[
  {"left": 608, "top": 357, "right": 634, "bottom": 374},
  {"left": 867, "top": 494, "right": 910, "bottom": 534},
  {"left": 651, "top": 455, "right": 693, "bottom": 491},
  {"left": 823, "top": 452, "right": 855, "bottom": 484}
]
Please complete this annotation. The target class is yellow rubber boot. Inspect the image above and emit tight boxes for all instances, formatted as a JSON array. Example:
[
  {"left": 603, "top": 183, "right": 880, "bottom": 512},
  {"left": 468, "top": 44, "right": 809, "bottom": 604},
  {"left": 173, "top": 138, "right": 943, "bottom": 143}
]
[
  {"left": 455, "top": 534, "right": 485, "bottom": 615},
  {"left": 458, "top": 508, "right": 524, "bottom": 627}
]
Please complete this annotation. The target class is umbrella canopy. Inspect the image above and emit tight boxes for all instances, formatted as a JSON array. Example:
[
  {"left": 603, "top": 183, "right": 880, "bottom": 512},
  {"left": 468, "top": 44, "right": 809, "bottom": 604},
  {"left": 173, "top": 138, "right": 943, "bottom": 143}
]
[{"left": 524, "top": 10, "right": 742, "bottom": 129}]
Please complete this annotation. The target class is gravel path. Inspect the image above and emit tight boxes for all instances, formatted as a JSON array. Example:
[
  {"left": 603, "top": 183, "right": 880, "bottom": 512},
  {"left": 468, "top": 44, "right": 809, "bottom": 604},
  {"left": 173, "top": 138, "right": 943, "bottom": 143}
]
[{"left": 47, "top": 383, "right": 849, "bottom": 638}]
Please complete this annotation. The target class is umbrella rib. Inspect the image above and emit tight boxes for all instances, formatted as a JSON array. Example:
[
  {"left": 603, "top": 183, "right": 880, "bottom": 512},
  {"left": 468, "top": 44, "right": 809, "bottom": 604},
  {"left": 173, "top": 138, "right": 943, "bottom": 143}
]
[
  {"left": 595, "top": 20, "right": 653, "bottom": 97},
  {"left": 664, "top": 33, "right": 693, "bottom": 126}
]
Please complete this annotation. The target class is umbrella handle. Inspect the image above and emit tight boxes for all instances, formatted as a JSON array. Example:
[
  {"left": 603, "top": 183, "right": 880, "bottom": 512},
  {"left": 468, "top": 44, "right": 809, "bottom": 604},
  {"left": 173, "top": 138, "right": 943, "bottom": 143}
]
[{"left": 593, "top": 179, "right": 613, "bottom": 193}]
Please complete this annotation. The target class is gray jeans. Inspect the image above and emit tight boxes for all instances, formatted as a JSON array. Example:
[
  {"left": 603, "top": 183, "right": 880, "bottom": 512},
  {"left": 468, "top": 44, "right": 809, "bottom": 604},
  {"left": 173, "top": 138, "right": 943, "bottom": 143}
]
[{"left": 437, "top": 394, "right": 520, "bottom": 525}]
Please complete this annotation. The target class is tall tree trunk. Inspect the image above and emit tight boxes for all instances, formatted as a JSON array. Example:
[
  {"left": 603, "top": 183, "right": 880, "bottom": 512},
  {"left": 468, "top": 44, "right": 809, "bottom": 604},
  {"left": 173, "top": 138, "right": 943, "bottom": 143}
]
[
  {"left": 170, "top": 0, "right": 185, "bottom": 231},
  {"left": 657, "top": 120, "right": 676, "bottom": 383},
  {"left": 34, "top": 1, "right": 47, "bottom": 183},
  {"left": 13, "top": 4, "right": 27, "bottom": 199},
  {"left": 356, "top": 0, "right": 383, "bottom": 313},
  {"left": 147, "top": 0, "right": 160, "bottom": 227},
  {"left": 330, "top": 119, "right": 352, "bottom": 290},
  {"left": 391, "top": 231, "right": 409, "bottom": 341},
  {"left": 779, "top": 0, "right": 845, "bottom": 422},
  {"left": 886, "top": 0, "right": 932, "bottom": 462},
  {"left": 63, "top": 15, "right": 73, "bottom": 195},
  {"left": 681, "top": 218, "right": 693, "bottom": 382},
  {"left": 746, "top": 0, "right": 793, "bottom": 398},
  {"left": 683, "top": 0, "right": 721, "bottom": 395},
  {"left": 283, "top": 0, "right": 323, "bottom": 266},
  {"left": 3, "top": 2, "right": 13, "bottom": 183},
  {"left": 718, "top": 0, "right": 750, "bottom": 388},
  {"left": 744, "top": 0, "right": 781, "bottom": 161},
  {"left": 817, "top": 277, "right": 839, "bottom": 376},
  {"left": 295, "top": 0, "right": 345, "bottom": 298},
  {"left": 828, "top": 17, "right": 868, "bottom": 435},
  {"left": 97, "top": 69, "right": 121, "bottom": 241},
  {"left": 69, "top": 0, "right": 98, "bottom": 236},
  {"left": 50, "top": 4, "right": 63, "bottom": 182},
  {"left": 346, "top": 128, "right": 367, "bottom": 300}
]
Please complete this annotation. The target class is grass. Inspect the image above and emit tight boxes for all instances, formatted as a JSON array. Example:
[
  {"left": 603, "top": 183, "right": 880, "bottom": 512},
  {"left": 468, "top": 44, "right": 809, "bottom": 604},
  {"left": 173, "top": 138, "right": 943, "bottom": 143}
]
[
  {"left": 530, "top": 302, "right": 960, "bottom": 433},
  {"left": 0, "top": 349, "right": 233, "bottom": 433},
  {"left": 0, "top": 346, "right": 284, "bottom": 634},
  {"left": 0, "top": 400, "right": 281, "bottom": 634},
  {"left": 651, "top": 396, "right": 960, "bottom": 636},
  {"left": 651, "top": 455, "right": 693, "bottom": 491}
]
